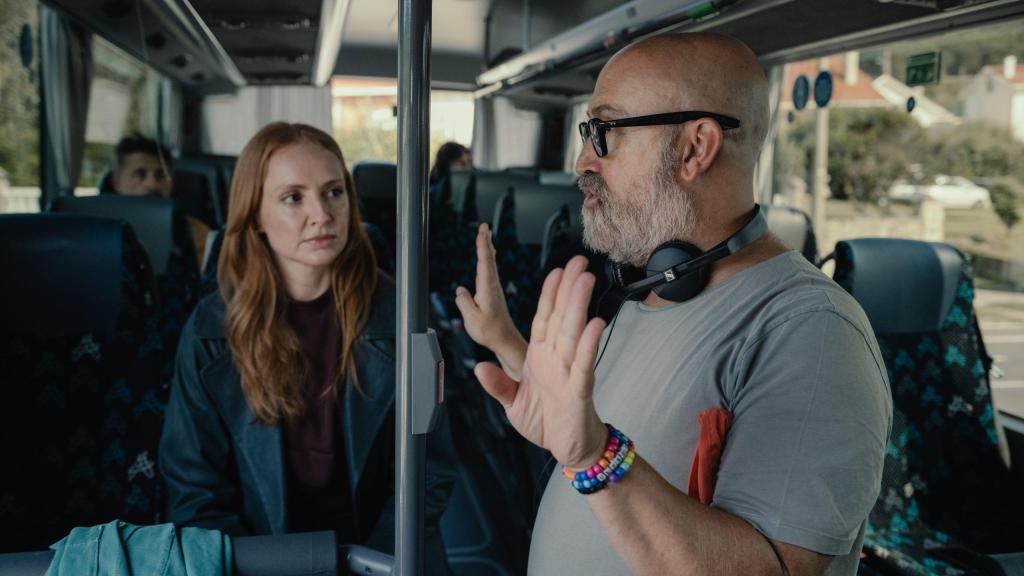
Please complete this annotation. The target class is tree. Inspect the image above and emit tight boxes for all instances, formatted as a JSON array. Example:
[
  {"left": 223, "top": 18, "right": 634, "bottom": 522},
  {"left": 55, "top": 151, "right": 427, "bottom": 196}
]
[
  {"left": 778, "top": 108, "right": 924, "bottom": 203},
  {"left": 990, "top": 183, "right": 1021, "bottom": 233}
]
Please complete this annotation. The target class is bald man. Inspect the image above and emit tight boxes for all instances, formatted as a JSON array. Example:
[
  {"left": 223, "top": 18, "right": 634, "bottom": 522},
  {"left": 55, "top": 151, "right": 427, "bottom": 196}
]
[{"left": 455, "top": 33, "right": 891, "bottom": 576}]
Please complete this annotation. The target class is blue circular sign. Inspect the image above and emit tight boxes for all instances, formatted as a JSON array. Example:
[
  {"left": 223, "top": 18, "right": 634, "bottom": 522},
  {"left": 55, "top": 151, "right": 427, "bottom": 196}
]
[
  {"left": 19, "top": 24, "right": 32, "bottom": 70},
  {"left": 813, "top": 71, "right": 833, "bottom": 108},
  {"left": 907, "top": 96, "right": 916, "bottom": 113},
  {"left": 792, "top": 75, "right": 810, "bottom": 111}
]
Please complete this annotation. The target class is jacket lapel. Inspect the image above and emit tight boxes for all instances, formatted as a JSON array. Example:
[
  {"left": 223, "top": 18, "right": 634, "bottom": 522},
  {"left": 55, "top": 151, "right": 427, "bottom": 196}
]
[
  {"left": 200, "top": 351, "right": 287, "bottom": 535},
  {"left": 343, "top": 280, "right": 397, "bottom": 498}
]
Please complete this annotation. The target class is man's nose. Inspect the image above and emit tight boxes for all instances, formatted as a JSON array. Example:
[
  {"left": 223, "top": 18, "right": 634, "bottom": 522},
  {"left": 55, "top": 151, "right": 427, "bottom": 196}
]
[{"left": 575, "top": 141, "right": 600, "bottom": 176}]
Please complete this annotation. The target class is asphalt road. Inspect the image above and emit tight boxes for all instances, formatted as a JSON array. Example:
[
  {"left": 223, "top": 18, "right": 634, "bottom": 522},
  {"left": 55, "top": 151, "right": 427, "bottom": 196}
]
[{"left": 976, "top": 289, "right": 1024, "bottom": 420}]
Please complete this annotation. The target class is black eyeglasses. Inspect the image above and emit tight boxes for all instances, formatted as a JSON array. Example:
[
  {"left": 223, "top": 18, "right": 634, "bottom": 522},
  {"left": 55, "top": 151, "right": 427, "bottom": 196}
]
[{"left": 578, "top": 111, "right": 741, "bottom": 158}]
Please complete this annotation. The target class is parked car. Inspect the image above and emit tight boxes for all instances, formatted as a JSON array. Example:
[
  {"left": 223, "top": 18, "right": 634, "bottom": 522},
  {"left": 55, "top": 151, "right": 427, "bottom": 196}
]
[{"left": 888, "top": 175, "right": 992, "bottom": 209}]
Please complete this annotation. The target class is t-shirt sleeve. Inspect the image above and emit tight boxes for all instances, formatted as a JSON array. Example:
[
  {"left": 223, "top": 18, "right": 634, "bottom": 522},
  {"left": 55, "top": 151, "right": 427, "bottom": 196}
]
[{"left": 710, "top": 307, "right": 892, "bottom": 556}]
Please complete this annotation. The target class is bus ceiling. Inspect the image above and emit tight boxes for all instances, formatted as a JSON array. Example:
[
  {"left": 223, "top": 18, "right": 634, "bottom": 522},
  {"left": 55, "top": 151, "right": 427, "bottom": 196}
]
[
  {"left": 39, "top": 0, "right": 1024, "bottom": 100},
  {"left": 476, "top": 0, "right": 1024, "bottom": 105}
]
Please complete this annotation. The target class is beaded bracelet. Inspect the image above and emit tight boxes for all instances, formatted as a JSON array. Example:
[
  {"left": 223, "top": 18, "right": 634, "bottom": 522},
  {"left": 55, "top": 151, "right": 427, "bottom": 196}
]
[{"left": 562, "top": 424, "right": 636, "bottom": 495}]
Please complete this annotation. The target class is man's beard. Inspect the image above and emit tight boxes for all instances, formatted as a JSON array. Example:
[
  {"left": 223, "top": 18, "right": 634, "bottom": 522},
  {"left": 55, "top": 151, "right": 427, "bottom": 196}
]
[{"left": 579, "top": 141, "right": 696, "bottom": 268}]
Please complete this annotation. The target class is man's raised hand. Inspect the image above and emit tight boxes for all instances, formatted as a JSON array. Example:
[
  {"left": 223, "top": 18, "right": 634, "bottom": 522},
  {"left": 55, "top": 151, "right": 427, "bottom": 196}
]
[{"left": 474, "top": 255, "right": 609, "bottom": 469}]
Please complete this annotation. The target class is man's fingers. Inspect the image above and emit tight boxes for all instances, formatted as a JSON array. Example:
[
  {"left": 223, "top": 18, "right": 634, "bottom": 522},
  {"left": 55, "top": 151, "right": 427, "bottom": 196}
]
[
  {"left": 570, "top": 317, "right": 607, "bottom": 398},
  {"left": 475, "top": 223, "right": 498, "bottom": 291},
  {"left": 546, "top": 255, "right": 589, "bottom": 345},
  {"left": 475, "top": 362, "right": 519, "bottom": 409},
  {"left": 454, "top": 286, "right": 479, "bottom": 318},
  {"left": 555, "top": 272, "right": 595, "bottom": 364},
  {"left": 531, "top": 268, "right": 563, "bottom": 344}
]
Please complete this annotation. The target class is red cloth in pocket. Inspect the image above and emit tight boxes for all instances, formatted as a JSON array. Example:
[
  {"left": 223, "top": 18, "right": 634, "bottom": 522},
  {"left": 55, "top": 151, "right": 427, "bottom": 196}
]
[{"left": 687, "top": 407, "right": 733, "bottom": 505}]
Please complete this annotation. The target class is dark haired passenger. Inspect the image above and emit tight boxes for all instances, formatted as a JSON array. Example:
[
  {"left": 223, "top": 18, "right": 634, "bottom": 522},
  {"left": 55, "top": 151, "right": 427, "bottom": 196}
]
[
  {"left": 159, "top": 122, "right": 456, "bottom": 571},
  {"left": 429, "top": 142, "right": 471, "bottom": 187},
  {"left": 110, "top": 134, "right": 208, "bottom": 266}
]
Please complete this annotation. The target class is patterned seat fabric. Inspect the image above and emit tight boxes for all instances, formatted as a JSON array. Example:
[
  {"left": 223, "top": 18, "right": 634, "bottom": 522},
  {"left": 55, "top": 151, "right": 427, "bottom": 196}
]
[
  {"left": 834, "top": 239, "right": 1023, "bottom": 575},
  {"left": 157, "top": 210, "right": 200, "bottom": 386},
  {"left": 0, "top": 216, "right": 166, "bottom": 553},
  {"left": 493, "top": 192, "right": 543, "bottom": 337}
]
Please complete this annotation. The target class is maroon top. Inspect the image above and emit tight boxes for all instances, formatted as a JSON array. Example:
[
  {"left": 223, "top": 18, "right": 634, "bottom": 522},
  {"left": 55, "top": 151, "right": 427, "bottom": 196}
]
[{"left": 283, "top": 289, "right": 353, "bottom": 539}]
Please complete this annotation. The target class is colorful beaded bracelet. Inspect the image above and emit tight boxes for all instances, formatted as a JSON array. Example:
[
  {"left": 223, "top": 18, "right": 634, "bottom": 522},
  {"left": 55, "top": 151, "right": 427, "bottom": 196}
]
[{"left": 562, "top": 424, "right": 636, "bottom": 495}]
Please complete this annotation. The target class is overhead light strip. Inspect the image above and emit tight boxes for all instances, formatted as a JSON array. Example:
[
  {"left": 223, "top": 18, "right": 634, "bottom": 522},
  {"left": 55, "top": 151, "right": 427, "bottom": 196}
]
[{"left": 313, "top": 0, "right": 354, "bottom": 86}]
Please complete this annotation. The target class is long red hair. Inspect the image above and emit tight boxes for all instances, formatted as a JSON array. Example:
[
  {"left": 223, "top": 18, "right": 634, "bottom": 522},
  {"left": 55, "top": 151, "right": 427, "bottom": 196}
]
[{"left": 218, "top": 122, "right": 377, "bottom": 425}]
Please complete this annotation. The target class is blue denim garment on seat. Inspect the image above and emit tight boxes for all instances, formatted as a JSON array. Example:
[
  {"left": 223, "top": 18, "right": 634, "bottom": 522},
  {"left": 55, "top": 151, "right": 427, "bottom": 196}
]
[{"left": 45, "top": 520, "right": 231, "bottom": 576}]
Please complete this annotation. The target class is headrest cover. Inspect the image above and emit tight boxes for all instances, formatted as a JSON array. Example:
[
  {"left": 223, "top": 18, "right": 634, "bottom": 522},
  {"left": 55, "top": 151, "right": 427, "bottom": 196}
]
[
  {"left": 0, "top": 214, "right": 125, "bottom": 336},
  {"left": 353, "top": 162, "right": 397, "bottom": 201},
  {"left": 834, "top": 238, "right": 964, "bottom": 334},
  {"left": 50, "top": 195, "right": 176, "bottom": 275}
]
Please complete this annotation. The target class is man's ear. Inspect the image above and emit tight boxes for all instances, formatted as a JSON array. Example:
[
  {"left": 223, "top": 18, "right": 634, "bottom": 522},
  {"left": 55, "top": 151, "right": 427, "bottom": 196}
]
[{"left": 677, "top": 119, "right": 724, "bottom": 184}]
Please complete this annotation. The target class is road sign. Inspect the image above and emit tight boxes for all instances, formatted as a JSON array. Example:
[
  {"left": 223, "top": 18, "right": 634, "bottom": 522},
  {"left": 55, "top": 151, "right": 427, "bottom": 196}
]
[
  {"left": 906, "top": 52, "right": 941, "bottom": 87},
  {"left": 793, "top": 75, "right": 810, "bottom": 111},
  {"left": 814, "top": 71, "right": 833, "bottom": 108}
]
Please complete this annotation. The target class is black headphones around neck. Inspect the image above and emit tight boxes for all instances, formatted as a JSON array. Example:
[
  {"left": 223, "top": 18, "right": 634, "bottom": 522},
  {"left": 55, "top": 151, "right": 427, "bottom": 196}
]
[{"left": 605, "top": 204, "right": 767, "bottom": 303}]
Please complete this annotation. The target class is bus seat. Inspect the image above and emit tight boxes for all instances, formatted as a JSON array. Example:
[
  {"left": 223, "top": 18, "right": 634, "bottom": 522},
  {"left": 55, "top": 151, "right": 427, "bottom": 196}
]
[
  {"left": 170, "top": 169, "right": 218, "bottom": 229},
  {"left": 0, "top": 215, "right": 166, "bottom": 552},
  {"left": 832, "top": 238, "right": 1024, "bottom": 573},
  {"left": 50, "top": 195, "right": 200, "bottom": 389},
  {"left": 97, "top": 170, "right": 116, "bottom": 194},
  {"left": 448, "top": 168, "right": 475, "bottom": 221},
  {"left": 352, "top": 162, "right": 397, "bottom": 261},
  {"left": 176, "top": 157, "right": 230, "bottom": 227},
  {"left": 508, "top": 183, "right": 581, "bottom": 248},
  {"left": 471, "top": 171, "right": 536, "bottom": 227},
  {"left": 763, "top": 205, "right": 817, "bottom": 265}
]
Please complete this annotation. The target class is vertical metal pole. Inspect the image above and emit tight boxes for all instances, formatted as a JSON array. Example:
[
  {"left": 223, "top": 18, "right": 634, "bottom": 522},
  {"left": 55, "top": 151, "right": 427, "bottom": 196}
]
[
  {"left": 396, "top": 0, "right": 431, "bottom": 575},
  {"left": 812, "top": 57, "right": 829, "bottom": 249}
]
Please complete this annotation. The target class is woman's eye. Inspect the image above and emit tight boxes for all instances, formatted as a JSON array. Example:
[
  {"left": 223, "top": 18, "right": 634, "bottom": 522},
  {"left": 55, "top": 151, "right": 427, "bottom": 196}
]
[
  {"left": 327, "top": 188, "right": 345, "bottom": 198},
  {"left": 283, "top": 192, "right": 302, "bottom": 204}
]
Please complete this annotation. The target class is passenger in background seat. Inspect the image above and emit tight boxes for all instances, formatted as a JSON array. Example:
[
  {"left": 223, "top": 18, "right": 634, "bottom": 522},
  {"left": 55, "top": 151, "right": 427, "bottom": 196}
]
[
  {"left": 110, "top": 134, "right": 208, "bottom": 266},
  {"left": 428, "top": 141, "right": 471, "bottom": 188},
  {"left": 456, "top": 33, "right": 891, "bottom": 576},
  {"left": 159, "top": 123, "right": 455, "bottom": 572}
]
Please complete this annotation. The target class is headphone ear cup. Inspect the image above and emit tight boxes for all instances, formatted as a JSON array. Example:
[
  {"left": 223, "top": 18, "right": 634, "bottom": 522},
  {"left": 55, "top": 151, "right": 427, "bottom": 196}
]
[
  {"left": 605, "top": 260, "right": 645, "bottom": 289},
  {"left": 645, "top": 241, "right": 709, "bottom": 303},
  {"left": 605, "top": 260, "right": 648, "bottom": 300}
]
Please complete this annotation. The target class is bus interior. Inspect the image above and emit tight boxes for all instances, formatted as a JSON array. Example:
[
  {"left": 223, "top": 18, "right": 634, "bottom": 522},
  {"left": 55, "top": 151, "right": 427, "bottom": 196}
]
[{"left": 1, "top": 0, "right": 1024, "bottom": 574}]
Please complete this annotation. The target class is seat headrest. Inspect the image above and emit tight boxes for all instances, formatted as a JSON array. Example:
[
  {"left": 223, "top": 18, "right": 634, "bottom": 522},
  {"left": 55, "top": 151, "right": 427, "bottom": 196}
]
[
  {"left": 834, "top": 238, "right": 965, "bottom": 334},
  {"left": 511, "top": 183, "right": 582, "bottom": 246},
  {"left": 98, "top": 170, "right": 117, "bottom": 194},
  {"left": 50, "top": 195, "right": 177, "bottom": 276},
  {"left": 474, "top": 171, "right": 537, "bottom": 225},
  {"left": 0, "top": 214, "right": 129, "bottom": 336},
  {"left": 353, "top": 162, "right": 397, "bottom": 201},
  {"left": 171, "top": 170, "right": 217, "bottom": 228},
  {"left": 764, "top": 205, "right": 817, "bottom": 264}
]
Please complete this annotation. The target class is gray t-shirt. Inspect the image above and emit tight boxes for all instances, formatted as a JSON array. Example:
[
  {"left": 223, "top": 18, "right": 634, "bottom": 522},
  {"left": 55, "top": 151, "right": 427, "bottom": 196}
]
[{"left": 528, "top": 251, "right": 892, "bottom": 575}]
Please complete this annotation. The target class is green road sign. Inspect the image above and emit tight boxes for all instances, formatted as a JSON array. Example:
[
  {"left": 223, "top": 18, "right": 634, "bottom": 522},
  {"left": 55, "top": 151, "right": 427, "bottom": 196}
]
[{"left": 906, "top": 52, "right": 941, "bottom": 87}]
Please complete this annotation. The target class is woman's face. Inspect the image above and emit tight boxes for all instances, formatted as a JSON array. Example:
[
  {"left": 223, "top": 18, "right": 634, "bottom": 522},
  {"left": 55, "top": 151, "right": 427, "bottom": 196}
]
[{"left": 257, "top": 141, "right": 350, "bottom": 281}]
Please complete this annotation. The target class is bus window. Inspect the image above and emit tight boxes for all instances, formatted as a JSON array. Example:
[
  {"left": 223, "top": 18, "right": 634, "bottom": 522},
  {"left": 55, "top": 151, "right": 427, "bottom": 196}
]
[
  {"left": 0, "top": 0, "right": 39, "bottom": 214},
  {"left": 79, "top": 36, "right": 168, "bottom": 192},
  {"left": 769, "top": 20, "right": 1024, "bottom": 422},
  {"left": 331, "top": 76, "right": 474, "bottom": 166}
]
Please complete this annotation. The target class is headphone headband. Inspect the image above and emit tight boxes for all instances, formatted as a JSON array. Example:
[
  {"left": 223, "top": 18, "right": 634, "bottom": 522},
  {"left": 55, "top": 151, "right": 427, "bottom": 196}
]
[{"left": 623, "top": 204, "right": 766, "bottom": 296}]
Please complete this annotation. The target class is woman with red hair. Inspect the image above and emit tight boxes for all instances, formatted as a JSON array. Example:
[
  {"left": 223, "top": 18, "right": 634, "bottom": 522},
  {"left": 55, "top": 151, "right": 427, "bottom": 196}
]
[{"left": 159, "top": 122, "right": 455, "bottom": 571}]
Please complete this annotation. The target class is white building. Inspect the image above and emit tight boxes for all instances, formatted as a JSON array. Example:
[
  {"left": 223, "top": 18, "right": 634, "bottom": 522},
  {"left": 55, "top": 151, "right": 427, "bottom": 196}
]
[{"left": 961, "top": 55, "right": 1024, "bottom": 142}]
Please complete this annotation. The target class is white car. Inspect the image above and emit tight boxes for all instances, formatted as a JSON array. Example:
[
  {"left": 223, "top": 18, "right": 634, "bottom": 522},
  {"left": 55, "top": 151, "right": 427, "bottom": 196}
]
[{"left": 888, "top": 175, "right": 992, "bottom": 209}]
